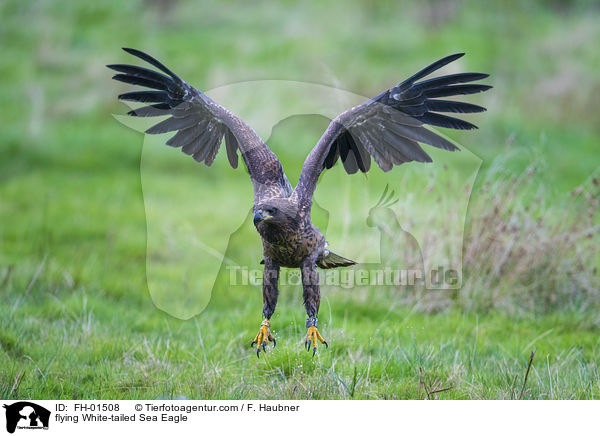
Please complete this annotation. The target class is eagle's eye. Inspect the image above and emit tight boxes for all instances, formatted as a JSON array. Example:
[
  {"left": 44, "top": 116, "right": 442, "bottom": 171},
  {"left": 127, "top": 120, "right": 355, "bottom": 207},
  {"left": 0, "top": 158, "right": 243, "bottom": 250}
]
[{"left": 264, "top": 207, "right": 277, "bottom": 216}]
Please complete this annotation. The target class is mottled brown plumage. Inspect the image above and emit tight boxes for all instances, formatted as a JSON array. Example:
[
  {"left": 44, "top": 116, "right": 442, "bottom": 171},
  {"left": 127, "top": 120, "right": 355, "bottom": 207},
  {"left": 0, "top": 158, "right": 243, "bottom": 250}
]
[{"left": 109, "top": 49, "right": 490, "bottom": 356}]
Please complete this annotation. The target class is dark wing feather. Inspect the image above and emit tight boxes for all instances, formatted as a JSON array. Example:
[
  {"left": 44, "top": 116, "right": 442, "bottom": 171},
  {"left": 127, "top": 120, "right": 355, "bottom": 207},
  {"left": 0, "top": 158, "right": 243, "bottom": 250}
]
[
  {"left": 224, "top": 129, "right": 239, "bottom": 169},
  {"left": 424, "top": 84, "right": 491, "bottom": 98},
  {"left": 294, "top": 53, "right": 490, "bottom": 208},
  {"left": 108, "top": 48, "right": 291, "bottom": 201},
  {"left": 127, "top": 103, "right": 171, "bottom": 117},
  {"left": 112, "top": 73, "right": 169, "bottom": 91}
]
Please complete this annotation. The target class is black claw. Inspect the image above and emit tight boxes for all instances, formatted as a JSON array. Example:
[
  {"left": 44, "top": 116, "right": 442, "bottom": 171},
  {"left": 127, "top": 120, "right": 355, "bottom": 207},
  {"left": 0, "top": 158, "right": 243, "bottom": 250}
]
[
  {"left": 323, "top": 341, "right": 328, "bottom": 349},
  {"left": 262, "top": 341, "right": 266, "bottom": 352},
  {"left": 307, "top": 339, "right": 312, "bottom": 352},
  {"left": 313, "top": 347, "right": 317, "bottom": 357},
  {"left": 256, "top": 348, "right": 260, "bottom": 358},
  {"left": 272, "top": 338, "right": 276, "bottom": 347},
  {"left": 251, "top": 341, "right": 256, "bottom": 348}
]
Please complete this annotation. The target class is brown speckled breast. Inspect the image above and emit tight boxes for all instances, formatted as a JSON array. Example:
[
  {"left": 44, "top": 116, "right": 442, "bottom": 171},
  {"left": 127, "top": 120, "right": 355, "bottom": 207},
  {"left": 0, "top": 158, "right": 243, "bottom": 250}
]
[{"left": 258, "top": 218, "right": 326, "bottom": 268}]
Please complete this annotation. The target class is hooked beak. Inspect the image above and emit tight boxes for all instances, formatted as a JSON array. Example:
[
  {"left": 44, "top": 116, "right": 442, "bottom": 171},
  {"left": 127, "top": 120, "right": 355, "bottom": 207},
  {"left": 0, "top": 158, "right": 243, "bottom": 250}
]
[{"left": 253, "top": 210, "right": 273, "bottom": 224}]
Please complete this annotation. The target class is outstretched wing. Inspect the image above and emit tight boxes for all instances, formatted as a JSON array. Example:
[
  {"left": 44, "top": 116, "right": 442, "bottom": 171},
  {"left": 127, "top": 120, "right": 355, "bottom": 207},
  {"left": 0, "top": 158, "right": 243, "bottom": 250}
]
[
  {"left": 293, "top": 53, "right": 491, "bottom": 208},
  {"left": 108, "top": 48, "right": 291, "bottom": 202}
]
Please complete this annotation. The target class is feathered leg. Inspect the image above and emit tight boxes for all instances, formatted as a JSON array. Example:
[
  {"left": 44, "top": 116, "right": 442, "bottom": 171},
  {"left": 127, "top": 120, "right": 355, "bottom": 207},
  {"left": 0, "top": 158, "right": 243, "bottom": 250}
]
[
  {"left": 262, "top": 257, "right": 280, "bottom": 320},
  {"left": 301, "top": 253, "right": 328, "bottom": 356},
  {"left": 251, "top": 257, "right": 279, "bottom": 357}
]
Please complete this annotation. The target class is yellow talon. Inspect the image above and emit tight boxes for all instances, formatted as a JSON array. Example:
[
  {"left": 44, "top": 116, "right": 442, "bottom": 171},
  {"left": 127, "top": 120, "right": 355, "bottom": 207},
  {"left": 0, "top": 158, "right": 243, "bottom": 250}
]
[
  {"left": 251, "top": 319, "right": 275, "bottom": 357},
  {"left": 305, "top": 326, "right": 328, "bottom": 356}
]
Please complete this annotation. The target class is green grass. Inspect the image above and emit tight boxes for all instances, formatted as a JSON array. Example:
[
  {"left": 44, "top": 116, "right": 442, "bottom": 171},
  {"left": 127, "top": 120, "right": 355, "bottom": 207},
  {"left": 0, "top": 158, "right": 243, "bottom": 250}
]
[
  {"left": 1, "top": 0, "right": 599, "bottom": 399},
  {"left": 2, "top": 273, "right": 599, "bottom": 399}
]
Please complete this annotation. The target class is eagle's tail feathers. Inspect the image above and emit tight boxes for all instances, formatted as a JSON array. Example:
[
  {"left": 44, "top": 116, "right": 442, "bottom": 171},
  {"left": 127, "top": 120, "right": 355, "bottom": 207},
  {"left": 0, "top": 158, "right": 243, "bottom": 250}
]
[
  {"left": 317, "top": 251, "right": 357, "bottom": 269},
  {"left": 259, "top": 252, "right": 357, "bottom": 269}
]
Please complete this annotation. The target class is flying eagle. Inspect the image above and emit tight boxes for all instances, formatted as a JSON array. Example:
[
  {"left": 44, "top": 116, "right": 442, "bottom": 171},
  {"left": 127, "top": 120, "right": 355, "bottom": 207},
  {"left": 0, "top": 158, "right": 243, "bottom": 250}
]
[{"left": 108, "top": 48, "right": 490, "bottom": 357}]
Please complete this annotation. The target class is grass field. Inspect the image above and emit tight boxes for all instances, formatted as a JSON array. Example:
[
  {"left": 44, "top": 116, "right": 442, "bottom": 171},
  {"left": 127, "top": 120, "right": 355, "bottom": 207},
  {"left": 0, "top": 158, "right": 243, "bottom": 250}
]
[{"left": 1, "top": 0, "right": 599, "bottom": 399}]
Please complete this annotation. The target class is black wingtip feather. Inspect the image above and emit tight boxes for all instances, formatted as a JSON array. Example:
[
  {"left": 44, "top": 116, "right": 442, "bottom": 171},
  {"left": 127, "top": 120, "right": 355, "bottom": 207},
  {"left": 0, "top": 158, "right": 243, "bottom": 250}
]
[
  {"left": 420, "top": 112, "right": 478, "bottom": 130},
  {"left": 390, "top": 55, "right": 490, "bottom": 131},
  {"left": 412, "top": 72, "right": 490, "bottom": 92},
  {"left": 112, "top": 73, "right": 168, "bottom": 91},
  {"left": 122, "top": 47, "right": 179, "bottom": 79},
  {"left": 118, "top": 90, "right": 168, "bottom": 103},
  {"left": 398, "top": 53, "right": 465, "bottom": 91},
  {"left": 424, "top": 84, "right": 492, "bottom": 98},
  {"left": 406, "top": 53, "right": 464, "bottom": 81},
  {"left": 426, "top": 100, "right": 487, "bottom": 114},
  {"left": 127, "top": 103, "right": 171, "bottom": 117},
  {"left": 107, "top": 64, "right": 173, "bottom": 86}
]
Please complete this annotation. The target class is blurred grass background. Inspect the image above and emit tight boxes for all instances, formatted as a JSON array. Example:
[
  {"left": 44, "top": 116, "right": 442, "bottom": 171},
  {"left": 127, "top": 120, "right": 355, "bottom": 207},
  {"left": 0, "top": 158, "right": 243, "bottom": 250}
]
[{"left": 1, "top": 0, "right": 599, "bottom": 399}]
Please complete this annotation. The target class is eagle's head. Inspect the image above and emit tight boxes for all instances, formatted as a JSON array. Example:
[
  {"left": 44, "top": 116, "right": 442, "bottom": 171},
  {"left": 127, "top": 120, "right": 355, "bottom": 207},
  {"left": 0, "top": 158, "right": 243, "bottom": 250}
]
[{"left": 253, "top": 198, "right": 300, "bottom": 228}]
